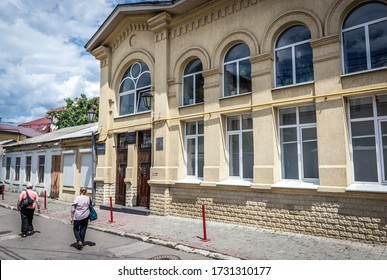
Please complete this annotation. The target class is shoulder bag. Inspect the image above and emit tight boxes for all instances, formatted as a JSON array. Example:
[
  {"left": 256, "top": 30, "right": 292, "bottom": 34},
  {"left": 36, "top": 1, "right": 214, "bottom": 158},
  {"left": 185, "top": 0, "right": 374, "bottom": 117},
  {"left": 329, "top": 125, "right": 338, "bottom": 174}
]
[{"left": 89, "top": 197, "right": 98, "bottom": 221}]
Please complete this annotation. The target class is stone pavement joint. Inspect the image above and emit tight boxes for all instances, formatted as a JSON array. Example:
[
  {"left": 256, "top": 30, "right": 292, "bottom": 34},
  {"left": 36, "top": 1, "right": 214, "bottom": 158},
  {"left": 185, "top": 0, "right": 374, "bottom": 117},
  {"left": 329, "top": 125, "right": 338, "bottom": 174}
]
[{"left": 1, "top": 191, "right": 387, "bottom": 260}]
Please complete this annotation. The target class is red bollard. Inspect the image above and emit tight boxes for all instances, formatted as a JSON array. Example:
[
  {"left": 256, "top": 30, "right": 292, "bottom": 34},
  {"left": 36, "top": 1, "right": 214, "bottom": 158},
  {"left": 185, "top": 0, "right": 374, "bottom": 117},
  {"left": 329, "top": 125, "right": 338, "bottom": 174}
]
[
  {"left": 44, "top": 190, "right": 47, "bottom": 210},
  {"left": 201, "top": 203, "right": 210, "bottom": 242},
  {"left": 109, "top": 196, "right": 114, "bottom": 223}
]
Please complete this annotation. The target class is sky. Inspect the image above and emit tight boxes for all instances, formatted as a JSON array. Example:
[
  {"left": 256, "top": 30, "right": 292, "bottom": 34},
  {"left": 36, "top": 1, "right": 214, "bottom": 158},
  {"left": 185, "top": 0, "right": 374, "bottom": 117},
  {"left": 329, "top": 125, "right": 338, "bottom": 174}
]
[{"left": 0, "top": 0, "right": 162, "bottom": 126}]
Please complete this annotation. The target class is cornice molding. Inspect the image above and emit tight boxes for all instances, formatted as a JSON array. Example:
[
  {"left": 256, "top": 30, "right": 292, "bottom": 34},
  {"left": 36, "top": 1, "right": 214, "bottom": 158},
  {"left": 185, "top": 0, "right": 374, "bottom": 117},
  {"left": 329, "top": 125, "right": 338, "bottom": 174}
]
[{"left": 111, "top": 23, "right": 149, "bottom": 52}]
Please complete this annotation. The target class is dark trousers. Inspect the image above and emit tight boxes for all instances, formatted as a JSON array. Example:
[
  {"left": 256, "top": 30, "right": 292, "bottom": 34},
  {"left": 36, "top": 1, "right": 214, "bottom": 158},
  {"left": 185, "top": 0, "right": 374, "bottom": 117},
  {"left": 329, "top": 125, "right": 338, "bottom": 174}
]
[
  {"left": 73, "top": 218, "right": 89, "bottom": 243},
  {"left": 20, "top": 208, "right": 35, "bottom": 234}
]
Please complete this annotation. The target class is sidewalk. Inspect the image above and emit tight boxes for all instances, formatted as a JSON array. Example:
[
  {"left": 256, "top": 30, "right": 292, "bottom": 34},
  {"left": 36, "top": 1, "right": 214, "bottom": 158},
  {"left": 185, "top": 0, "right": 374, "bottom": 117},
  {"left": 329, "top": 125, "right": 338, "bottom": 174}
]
[{"left": 1, "top": 191, "right": 387, "bottom": 260}]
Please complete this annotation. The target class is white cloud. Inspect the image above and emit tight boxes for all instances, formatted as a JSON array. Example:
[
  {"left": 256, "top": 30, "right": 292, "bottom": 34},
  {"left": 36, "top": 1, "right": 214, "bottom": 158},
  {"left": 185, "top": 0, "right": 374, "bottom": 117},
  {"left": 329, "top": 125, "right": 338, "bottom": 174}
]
[{"left": 0, "top": 0, "right": 116, "bottom": 125}]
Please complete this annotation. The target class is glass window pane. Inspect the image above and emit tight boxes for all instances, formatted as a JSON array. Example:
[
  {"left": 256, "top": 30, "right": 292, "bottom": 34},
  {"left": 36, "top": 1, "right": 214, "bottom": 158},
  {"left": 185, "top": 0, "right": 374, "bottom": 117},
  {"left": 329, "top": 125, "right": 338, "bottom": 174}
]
[
  {"left": 351, "top": 121, "right": 375, "bottom": 137},
  {"left": 369, "top": 20, "right": 387, "bottom": 69},
  {"left": 198, "top": 136, "right": 204, "bottom": 178},
  {"left": 186, "top": 122, "right": 196, "bottom": 135},
  {"left": 377, "top": 95, "right": 387, "bottom": 116},
  {"left": 229, "top": 134, "right": 240, "bottom": 176},
  {"left": 349, "top": 97, "right": 374, "bottom": 119},
  {"left": 276, "top": 26, "right": 311, "bottom": 48},
  {"left": 302, "top": 128, "right": 319, "bottom": 179},
  {"left": 343, "top": 2, "right": 387, "bottom": 29},
  {"left": 137, "top": 90, "right": 149, "bottom": 112},
  {"left": 120, "top": 93, "right": 134, "bottom": 115},
  {"left": 282, "top": 142, "right": 298, "bottom": 179},
  {"left": 243, "top": 131, "right": 254, "bottom": 179},
  {"left": 343, "top": 28, "right": 367, "bottom": 73},
  {"left": 184, "top": 59, "right": 203, "bottom": 75},
  {"left": 119, "top": 79, "right": 135, "bottom": 93},
  {"left": 137, "top": 72, "right": 151, "bottom": 88},
  {"left": 282, "top": 127, "right": 297, "bottom": 143},
  {"left": 227, "top": 115, "right": 240, "bottom": 131},
  {"left": 187, "top": 139, "right": 196, "bottom": 176},
  {"left": 225, "top": 43, "right": 250, "bottom": 62},
  {"left": 242, "top": 113, "right": 253, "bottom": 130},
  {"left": 130, "top": 62, "right": 141, "bottom": 78},
  {"left": 352, "top": 137, "right": 378, "bottom": 182},
  {"left": 276, "top": 48, "right": 293, "bottom": 86},
  {"left": 381, "top": 122, "right": 387, "bottom": 181},
  {"left": 195, "top": 74, "right": 204, "bottom": 103},
  {"left": 295, "top": 43, "right": 314, "bottom": 83},
  {"left": 299, "top": 105, "right": 316, "bottom": 124},
  {"left": 280, "top": 107, "right": 297, "bottom": 125},
  {"left": 224, "top": 63, "right": 237, "bottom": 96},
  {"left": 239, "top": 59, "right": 252, "bottom": 93},
  {"left": 198, "top": 121, "right": 204, "bottom": 134},
  {"left": 183, "top": 76, "right": 194, "bottom": 105}
]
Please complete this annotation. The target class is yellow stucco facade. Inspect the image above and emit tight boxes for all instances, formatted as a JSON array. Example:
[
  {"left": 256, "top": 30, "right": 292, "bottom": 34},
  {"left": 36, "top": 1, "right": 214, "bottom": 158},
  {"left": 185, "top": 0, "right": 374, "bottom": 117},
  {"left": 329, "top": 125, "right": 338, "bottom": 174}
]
[{"left": 87, "top": 0, "right": 387, "bottom": 244}]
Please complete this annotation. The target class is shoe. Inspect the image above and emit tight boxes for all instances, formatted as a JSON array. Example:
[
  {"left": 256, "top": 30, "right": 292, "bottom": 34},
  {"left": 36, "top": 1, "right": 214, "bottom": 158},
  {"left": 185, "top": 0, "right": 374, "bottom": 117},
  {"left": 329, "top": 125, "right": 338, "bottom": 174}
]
[
  {"left": 27, "top": 231, "right": 32, "bottom": 235},
  {"left": 77, "top": 241, "right": 83, "bottom": 250},
  {"left": 21, "top": 233, "right": 27, "bottom": 238}
]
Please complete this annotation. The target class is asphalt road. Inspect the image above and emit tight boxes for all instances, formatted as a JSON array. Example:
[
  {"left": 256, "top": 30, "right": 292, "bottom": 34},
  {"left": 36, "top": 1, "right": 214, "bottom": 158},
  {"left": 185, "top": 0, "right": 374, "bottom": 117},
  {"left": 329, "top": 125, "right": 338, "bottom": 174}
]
[{"left": 0, "top": 207, "right": 211, "bottom": 260}]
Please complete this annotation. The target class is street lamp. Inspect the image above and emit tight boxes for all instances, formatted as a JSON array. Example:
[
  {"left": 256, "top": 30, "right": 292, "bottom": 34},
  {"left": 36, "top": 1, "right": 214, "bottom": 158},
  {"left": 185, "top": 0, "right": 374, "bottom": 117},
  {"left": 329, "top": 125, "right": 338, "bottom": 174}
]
[
  {"left": 87, "top": 108, "right": 97, "bottom": 205},
  {"left": 142, "top": 91, "right": 153, "bottom": 110}
]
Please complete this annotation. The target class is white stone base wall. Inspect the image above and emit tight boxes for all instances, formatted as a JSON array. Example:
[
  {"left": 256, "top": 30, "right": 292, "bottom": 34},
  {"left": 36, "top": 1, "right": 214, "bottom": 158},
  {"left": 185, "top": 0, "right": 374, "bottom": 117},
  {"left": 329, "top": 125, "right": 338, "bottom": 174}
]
[
  {"left": 95, "top": 181, "right": 115, "bottom": 205},
  {"left": 150, "top": 185, "right": 387, "bottom": 245}
]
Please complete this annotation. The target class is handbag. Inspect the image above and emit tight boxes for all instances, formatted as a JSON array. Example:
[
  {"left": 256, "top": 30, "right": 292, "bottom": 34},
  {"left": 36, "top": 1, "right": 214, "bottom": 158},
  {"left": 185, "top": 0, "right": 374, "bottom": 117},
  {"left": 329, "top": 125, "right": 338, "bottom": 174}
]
[
  {"left": 89, "top": 197, "right": 98, "bottom": 221},
  {"left": 19, "top": 189, "right": 33, "bottom": 209}
]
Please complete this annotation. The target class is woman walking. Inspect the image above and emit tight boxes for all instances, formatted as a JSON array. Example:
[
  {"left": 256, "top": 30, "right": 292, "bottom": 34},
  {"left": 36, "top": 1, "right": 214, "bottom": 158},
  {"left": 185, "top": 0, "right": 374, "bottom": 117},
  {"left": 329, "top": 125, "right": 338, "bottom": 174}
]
[
  {"left": 70, "top": 187, "right": 90, "bottom": 250},
  {"left": 17, "top": 182, "right": 40, "bottom": 237}
]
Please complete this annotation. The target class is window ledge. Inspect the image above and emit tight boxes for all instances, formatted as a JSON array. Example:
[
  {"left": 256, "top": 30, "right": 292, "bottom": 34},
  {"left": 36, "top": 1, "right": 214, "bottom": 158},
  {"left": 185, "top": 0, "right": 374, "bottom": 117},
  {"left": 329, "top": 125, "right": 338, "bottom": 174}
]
[
  {"left": 272, "top": 81, "right": 314, "bottom": 91},
  {"left": 272, "top": 180, "right": 319, "bottom": 190},
  {"left": 216, "top": 179, "right": 252, "bottom": 187},
  {"left": 346, "top": 183, "right": 387, "bottom": 193},
  {"left": 175, "top": 178, "right": 202, "bottom": 185}
]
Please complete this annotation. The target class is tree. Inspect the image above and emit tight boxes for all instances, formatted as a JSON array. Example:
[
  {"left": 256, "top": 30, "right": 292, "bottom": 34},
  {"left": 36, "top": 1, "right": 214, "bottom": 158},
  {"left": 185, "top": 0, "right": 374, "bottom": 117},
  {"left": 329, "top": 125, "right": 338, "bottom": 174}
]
[{"left": 48, "top": 94, "right": 99, "bottom": 129}]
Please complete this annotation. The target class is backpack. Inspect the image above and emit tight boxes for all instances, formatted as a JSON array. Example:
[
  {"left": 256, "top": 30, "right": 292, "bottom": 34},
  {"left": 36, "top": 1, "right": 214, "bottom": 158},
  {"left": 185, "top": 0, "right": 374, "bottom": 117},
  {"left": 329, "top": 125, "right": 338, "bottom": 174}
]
[{"left": 19, "top": 189, "right": 33, "bottom": 209}]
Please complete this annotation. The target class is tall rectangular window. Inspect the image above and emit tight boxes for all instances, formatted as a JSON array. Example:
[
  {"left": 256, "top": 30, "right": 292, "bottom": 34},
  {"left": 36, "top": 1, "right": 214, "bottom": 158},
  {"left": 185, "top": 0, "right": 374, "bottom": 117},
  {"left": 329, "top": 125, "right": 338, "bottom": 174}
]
[
  {"left": 185, "top": 120, "right": 204, "bottom": 178},
  {"left": 6, "top": 157, "right": 11, "bottom": 180},
  {"left": 25, "top": 156, "right": 32, "bottom": 182},
  {"left": 349, "top": 94, "right": 387, "bottom": 183},
  {"left": 63, "top": 153, "right": 76, "bottom": 187},
  {"left": 38, "top": 155, "right": 45, "bottom": 184},
  {"left": 15, "top": 157, "right": 21, "bottom": 181},
  {"left": 226, "top": 113, "right": 253, "bottom": 179},
  {"left": 279, "top": 105, "right": 319, "bottom": 181}
]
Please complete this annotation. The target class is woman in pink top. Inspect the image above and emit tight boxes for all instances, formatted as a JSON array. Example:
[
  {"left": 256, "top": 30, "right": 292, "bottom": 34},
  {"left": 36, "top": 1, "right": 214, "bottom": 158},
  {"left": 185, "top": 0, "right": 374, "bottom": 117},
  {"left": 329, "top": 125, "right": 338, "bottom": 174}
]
[
  {"left": 70, "top": 187, "right": 90, "bottom": 250},
  {"left": 17, "top": 182, "right": 40, "bottom": 237}
]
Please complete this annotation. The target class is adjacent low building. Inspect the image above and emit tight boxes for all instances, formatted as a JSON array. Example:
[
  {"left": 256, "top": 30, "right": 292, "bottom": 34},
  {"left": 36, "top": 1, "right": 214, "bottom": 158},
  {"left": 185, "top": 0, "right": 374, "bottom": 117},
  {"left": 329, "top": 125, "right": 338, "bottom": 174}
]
[
  {"left": 1, "top": 123, "right": 97, "bottom": 202},
  {"left": 85, "top": 0, "right": 387, "bottom": 244}
]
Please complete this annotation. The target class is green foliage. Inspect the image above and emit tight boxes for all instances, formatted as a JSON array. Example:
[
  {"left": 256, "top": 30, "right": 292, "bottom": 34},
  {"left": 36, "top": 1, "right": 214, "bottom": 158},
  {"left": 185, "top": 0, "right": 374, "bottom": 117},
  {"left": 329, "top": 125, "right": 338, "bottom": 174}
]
[{"left": 49, "top": 94, "right": 99, "bottom": 129}]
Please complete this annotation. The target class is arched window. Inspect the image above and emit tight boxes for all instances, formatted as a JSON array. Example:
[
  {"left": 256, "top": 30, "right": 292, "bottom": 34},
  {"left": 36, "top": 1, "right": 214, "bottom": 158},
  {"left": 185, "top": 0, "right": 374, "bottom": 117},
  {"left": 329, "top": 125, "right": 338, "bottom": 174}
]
[
  {"left": 223, "top": 43, "right": 251, "bottom": 97},
  {"left": 118, "top": 61, "right": 151, "bottom": 116},
  {"left": 182, "top": 59, "right": 204, "bottom": 106},
  {"left": 275, "top": 25, "right": 313, "bottom": 87},
  {"left": 342, "top": 2, "right": 387, "bottom": 74}
]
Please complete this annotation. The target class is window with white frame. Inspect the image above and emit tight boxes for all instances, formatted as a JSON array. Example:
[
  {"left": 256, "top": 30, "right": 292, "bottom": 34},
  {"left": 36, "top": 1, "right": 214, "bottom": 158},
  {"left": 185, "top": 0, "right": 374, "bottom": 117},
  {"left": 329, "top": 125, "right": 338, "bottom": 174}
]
[
  {"left": 185, "top": 120, "right": 204, "bottom": 178},
  {"left": 25, "top": 156, "right": 31, "bottom": 182},
  {"left": 38, "top": 155, "right": 45, "bottom": 184},
  {"left": 80, "top": 153, "right": 92, "bottom": 188},
  {"left": 348, "top": 94, "right": 387, "bottom": 183},
  {"left": 275, "top": 25, "right": 314, "bottom": 87},
  {"left": 183, "top": 59, "right": 204, "bottom": 106},
  {"left": 279, "top": 105, "right": 319, "bottom": 181},
  {"left": 226, "top": 113, "right": 253, "bottom": 179},
  {"left": 118, "top": 61, "right": 151, "bottom": 116},
  {"left": 15, "top": 157, "right": 20, "bottom": 181},
  {"left": 63, "top": 153, "right": 75, "bottom": 187},
  {"left": 342, "top": 2, "right": 387, "bottom": 74},
  {"left": 223, "top": 43, "right": 251, "bottom": 97}
]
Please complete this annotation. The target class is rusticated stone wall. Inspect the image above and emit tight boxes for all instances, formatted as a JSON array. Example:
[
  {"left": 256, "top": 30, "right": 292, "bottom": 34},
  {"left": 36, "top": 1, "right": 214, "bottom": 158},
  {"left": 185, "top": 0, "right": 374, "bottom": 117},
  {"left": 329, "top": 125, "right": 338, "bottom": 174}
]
[{"left": 150, "top": 185, "right": 387, "bottom": 245}]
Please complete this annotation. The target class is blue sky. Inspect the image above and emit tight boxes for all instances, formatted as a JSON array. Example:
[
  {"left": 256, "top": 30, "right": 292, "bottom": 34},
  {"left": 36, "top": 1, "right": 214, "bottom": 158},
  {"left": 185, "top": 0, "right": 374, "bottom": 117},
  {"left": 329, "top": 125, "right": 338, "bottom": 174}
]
[{"left": 0, "top": 0, "right": 162, "bottom": 125}]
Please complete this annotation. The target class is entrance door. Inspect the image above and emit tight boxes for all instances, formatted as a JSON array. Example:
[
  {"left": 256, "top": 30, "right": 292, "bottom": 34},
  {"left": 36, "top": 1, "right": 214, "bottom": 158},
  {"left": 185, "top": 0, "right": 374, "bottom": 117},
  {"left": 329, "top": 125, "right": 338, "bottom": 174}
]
[
  {"left": 50, "top": 155, "right": 60, "bottom": 199},
  {"left": 116, "top": 134, "right": 128, "bottom": 206},
  {"left": 137, "top": 130, "right": 151, "bottom": 208}
]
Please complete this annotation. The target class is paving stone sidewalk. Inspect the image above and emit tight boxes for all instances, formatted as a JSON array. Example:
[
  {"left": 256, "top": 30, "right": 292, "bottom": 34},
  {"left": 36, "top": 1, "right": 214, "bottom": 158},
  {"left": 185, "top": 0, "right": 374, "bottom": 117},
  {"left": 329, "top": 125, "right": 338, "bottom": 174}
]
[{"left": 1, "top": 191, "right": 387, "bottom": 260}]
